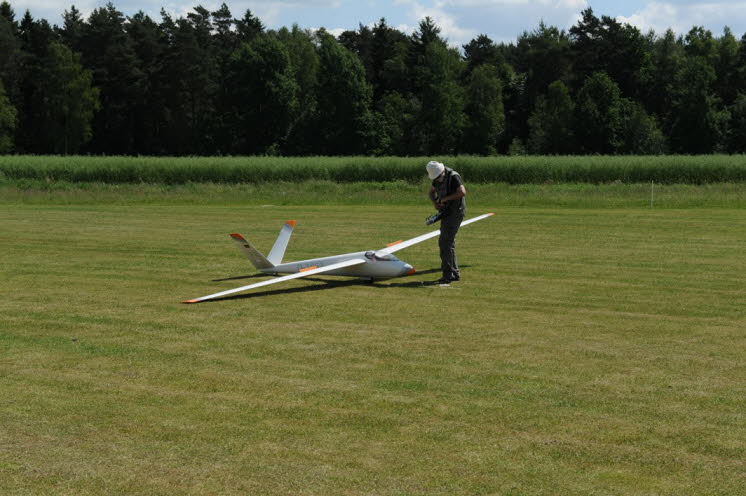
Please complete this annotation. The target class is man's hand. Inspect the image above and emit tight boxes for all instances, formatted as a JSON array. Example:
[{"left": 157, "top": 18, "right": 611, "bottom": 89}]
[{"left": 439, "top": 186, "right": 466, "bottom": 206}]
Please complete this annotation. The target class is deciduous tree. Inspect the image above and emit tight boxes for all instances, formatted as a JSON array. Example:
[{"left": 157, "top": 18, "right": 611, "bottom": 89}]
[
  {"left": 229, "top": 36, "right": 299, "bottom": 154},
  {"left": 40, "top": 41, "right": 100, "bottom": 153},
  {"left": 0, "top": 78, "right": 15, "bottom": 152},
  {"left": 313, "top": 31, "right": 375, "bottom": 155},
  {"left": 462, "top": 64, "right": 503, "bottom": 155},
  {"left": 669, "top": 56, "right": 729, "bottom": 153},
  {"left": 528, "top": 80, "right": 575, "bottom": 154},
  {"left": 575, "top": 72, "right": 622, "bottom": 154}
]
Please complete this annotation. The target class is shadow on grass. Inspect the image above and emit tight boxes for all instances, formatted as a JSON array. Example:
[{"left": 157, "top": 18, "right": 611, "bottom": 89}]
[
  {"left": 206, "top": 277, "right": 364, "bottom": 302},
  {"left": 212, "top": 274, "right": 267, "bottom": 282},
  {"left": 199, "top": 265, "right": 471, "bottom": 303}
]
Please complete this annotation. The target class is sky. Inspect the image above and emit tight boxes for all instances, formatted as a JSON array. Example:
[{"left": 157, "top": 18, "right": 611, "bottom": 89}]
[{"left": 9, "top": 0, "right": 746, "bottom": 47}]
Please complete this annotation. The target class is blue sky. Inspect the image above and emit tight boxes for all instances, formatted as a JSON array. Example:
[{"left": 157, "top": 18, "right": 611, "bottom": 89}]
[{"left": 10, "top": 0, "right": 746, "bottom": 46}]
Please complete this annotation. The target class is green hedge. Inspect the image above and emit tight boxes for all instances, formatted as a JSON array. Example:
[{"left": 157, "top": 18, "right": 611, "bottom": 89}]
[{"left": 1, "top": 155, "right": 745, "bottom": 184}]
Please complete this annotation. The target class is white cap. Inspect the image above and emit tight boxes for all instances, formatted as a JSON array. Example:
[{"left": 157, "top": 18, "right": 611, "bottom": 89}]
[{"left": 426, "top": 161, "right": 445, "bottom": 180}]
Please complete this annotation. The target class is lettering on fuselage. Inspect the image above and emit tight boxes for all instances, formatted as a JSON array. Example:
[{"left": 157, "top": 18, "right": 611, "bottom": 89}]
[{"left": 298, "top": 263, "right": 323, "bottom": 270}]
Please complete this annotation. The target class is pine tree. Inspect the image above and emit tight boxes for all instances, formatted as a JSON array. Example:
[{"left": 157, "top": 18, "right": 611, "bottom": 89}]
[
  {"left": 59, "top": 5, "right": 84, "bottom": 52},
  {"left": 645, "top": 29, "right": 685, "bottom": 131},
  {"left": 80, "top": 3, "right": 143, "bottom": 154},
  {"left": 714, "top": 27, "right": 740, "bottom": 106},
  {"left": 516, "top": 23, "right": 572, "bottom": 103},
  {"left": 158, "top": 8, "right": 218, "bottom": 154},
  {"left": 370, "top": 18, "right": 410, "bottom": 100},
  {"left": 0, "top": 6, "right": 20, "bottom": 102},
  {"left": 16, "top": 11, "right": 56, "bottom": 153},
  {"left": 127, "top": 11, "right": 166, "bottom": 154},
  {"left": 235, "top": 8, "right": 263, "bottom": 44}
]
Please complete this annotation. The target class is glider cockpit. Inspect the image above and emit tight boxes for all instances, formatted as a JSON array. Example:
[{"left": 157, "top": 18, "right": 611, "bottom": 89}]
[{"left": 364, "top": 251, "right": 399, "bottom": 262}]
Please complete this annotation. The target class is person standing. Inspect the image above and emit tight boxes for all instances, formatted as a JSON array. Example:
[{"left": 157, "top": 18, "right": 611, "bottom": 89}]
[{"left": 426, "top": 160, "right": 466, "bottom": 284}]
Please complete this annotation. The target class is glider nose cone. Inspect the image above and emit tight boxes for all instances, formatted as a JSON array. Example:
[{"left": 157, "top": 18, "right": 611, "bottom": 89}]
[{"left": 402, "top": 264, "right": 415, "bottom": 276}]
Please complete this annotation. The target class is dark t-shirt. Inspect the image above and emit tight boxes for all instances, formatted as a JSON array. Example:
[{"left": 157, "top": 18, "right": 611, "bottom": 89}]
[{"left": 433, "top": 167, "right": 466, "bottom": 217}]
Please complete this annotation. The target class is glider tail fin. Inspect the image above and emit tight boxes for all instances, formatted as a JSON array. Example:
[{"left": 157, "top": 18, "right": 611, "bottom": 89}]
[
  {"left": 267, "top": 220, "right": 295, "bottom": 265},
  {"left": 229, "top": 233, "right": 274, "bottom": 270}
]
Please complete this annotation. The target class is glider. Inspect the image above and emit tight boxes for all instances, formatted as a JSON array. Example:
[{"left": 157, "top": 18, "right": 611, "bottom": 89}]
[{"left": 183, "top": 213, "right": 494, "bottom": 303}]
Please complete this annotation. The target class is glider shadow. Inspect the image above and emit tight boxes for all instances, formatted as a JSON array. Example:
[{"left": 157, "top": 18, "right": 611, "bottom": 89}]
[
  {"left": 211, "top": 273, "right": 269, "bottom": 282},
  {"left": 200, "top": 265, "right": 471, "bottom": 303},
  {"left": 205, "top": 277, "right": 363, "bottom": 302}
]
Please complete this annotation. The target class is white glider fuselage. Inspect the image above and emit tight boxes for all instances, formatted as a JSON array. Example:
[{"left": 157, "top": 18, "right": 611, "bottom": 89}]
[{"left": 265, "top": 251, "right": 414, "bottom": 279}]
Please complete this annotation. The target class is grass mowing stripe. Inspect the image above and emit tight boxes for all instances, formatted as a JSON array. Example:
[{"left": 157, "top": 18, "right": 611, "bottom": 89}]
[{"left": 2, "top": 180, "right": 745, "bottom": 208}]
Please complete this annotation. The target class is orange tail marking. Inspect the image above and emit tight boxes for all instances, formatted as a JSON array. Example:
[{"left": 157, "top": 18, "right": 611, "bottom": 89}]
[{"left": 299, "top": 266, "right": 318, "bottom": 272}]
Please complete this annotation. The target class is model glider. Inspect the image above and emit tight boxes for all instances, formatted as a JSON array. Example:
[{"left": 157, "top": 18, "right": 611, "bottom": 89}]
[{"left": 183, "top": 213, "right": 494, "bottom": 303}]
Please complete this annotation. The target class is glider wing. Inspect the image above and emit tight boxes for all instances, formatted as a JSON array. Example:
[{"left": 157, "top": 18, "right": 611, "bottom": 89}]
[
  {"left": 183, "top": 258, "right": 367, "bottom": 303},
  {"left": 377, "top": 213, "right": 494, "bottom": 256}
]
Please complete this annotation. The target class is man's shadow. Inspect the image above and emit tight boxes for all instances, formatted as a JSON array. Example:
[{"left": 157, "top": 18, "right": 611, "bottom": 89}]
[
  {"left": 203, "top": 265, "right": 471, "bottom": 302},
  {"left": 371, "top": 265, "right": 471, "bottom": 288}
]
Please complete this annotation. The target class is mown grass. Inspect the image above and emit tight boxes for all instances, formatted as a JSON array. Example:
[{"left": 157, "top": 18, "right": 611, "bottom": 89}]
[
  {"left": 1, "top": 154, "right": 745, "bottom": 184},
  {"left": 2, "top": 179, "right": 745, "bottom": 208},
  {"left": 1, "top": 201, "right": 745, "bottom": 494}
]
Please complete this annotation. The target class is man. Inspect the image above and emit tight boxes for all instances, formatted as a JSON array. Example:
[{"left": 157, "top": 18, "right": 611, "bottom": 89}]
[{"left": 426, "top": 160, "right": 466, "bottom": 284}]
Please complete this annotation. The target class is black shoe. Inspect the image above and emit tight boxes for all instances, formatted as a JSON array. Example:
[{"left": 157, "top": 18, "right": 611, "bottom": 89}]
[{"left": 437, "top": 277, "right": 452, "bottom": 284}]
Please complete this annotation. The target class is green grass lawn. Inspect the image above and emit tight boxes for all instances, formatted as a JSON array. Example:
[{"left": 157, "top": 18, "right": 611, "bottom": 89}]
[{"left": 1, "top": 200, "right": 745, "bottom": 494}]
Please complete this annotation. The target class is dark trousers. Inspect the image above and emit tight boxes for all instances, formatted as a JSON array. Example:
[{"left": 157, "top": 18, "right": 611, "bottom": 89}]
[{"left": 439, "top": 212, "right": 463, "bottom": 280}]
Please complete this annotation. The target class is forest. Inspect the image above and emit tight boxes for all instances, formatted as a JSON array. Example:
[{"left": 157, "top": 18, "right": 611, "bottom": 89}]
[{"left": 0, "top": 2, "right": 744, "bottom": 157}]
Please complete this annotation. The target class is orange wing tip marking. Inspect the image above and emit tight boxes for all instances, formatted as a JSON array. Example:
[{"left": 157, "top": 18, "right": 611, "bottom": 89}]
[
  {"left": 286, "top": 220, "right": 296, "bottom": 227},
  {"left": 182, "top": 299, "right": 200, "bottom": 304},
  {"left": 487, "top": 213, "right": 495, "bottom": 216},
  {"left": 299, "top": 266, "right": 318, "bottom": 272},
  {"left": 386, "top": 240, "right": 403, "bottom": 247},
  {"left": 230, "top": 233, "right": 246, "bottom": 241},
  {"left": 407, "top": 268, "right": 416, "bottom": 275}
]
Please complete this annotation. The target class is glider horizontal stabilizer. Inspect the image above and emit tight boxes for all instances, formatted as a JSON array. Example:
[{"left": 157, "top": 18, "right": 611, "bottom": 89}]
[
  {"left": 377, "top": 213, "right": 494, "bottom": 256},
  {"left": 183, "top": 258, "right": 367, "bottom": 303}
]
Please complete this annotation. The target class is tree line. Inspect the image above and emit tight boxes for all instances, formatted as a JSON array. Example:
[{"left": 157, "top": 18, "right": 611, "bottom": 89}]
[{"left": 0, "top": 2, "right": 745, "bottom": 156}]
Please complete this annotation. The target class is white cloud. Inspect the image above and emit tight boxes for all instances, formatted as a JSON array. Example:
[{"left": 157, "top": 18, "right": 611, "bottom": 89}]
[
  {"left": 11, "top": 0, "right": 98, "bottom": 23},
  {"left": 617, "top": 2, "right": 746, "bottom": 35},
  {"left": 320, "top": 27, "right": 347, "bottom": 36},
  {"left": 436, "top": 0, "right": 585, "bottom": 6},
  {"left": 432, "top": 0, "right": 588, "bottom": 44},
  {"left": 406, "top": 1, "right": 478, "bottom": 46}
]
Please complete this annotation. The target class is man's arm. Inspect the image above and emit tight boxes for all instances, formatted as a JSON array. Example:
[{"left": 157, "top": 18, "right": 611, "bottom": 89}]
[
  {"left": 428, "top": 185, "right": 439, "bottom": 207},
  {"left": 436, "top": 185, "right": 466, "bottom": 208}
]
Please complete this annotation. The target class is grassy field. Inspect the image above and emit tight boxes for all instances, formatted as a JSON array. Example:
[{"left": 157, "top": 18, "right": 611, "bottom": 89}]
[
  {"left": 1, "top": 194, "right": 745, "bottom": 494},
  {"left": 2, "top": 180, "right": 745, "bottom": 208},
  {"left": 2, "top": 154, "right": 746, "bottom": 183}
]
